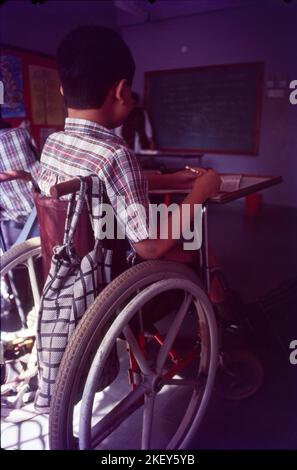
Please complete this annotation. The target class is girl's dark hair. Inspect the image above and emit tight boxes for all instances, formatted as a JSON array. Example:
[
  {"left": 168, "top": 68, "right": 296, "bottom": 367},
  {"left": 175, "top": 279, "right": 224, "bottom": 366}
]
[{"left": 56, "top": 26, "right": 135, "bottom": 109}]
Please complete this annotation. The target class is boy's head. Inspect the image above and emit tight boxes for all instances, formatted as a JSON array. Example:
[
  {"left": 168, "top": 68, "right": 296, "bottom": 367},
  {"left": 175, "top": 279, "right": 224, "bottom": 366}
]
[{"left": 57, "top": 26, "right": 135, "bottom": 121}]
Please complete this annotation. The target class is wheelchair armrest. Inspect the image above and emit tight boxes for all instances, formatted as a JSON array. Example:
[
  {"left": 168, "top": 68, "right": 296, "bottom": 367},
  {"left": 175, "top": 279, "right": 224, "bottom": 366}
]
[
  {"left": 0, "top": 170, "right": 40, "bottom": 192},
  {"left": 50, "top": 176, "right": 93, "bottom": 199}
]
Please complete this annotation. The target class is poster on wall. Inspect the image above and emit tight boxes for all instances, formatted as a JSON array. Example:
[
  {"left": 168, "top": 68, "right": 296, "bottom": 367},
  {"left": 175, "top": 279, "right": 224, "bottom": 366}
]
[
  {"left": 0, "top": 55, "right": 26, "bottom": 118},
  {"left": 29, "top": 64, "right": 65, "bottom": 126},
  {"left": 29, "top": 64, "right": 45, "bottom": 124}
]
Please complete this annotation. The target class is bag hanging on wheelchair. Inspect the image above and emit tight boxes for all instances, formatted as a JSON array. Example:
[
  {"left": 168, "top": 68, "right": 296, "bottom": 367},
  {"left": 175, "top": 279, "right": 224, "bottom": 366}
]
[{"left": 35, "top": 176, "right": 118, "bottom": 413}]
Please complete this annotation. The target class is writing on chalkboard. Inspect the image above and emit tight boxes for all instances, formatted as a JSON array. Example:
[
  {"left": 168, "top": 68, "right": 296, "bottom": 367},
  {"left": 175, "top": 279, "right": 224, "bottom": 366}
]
[{"left": 145, "top": 62, "right": 263, "bottom": 155}]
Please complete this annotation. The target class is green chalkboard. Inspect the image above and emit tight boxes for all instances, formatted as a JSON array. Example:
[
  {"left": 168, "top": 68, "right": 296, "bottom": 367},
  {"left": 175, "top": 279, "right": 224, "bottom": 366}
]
[{"left": 144, "top": 62, "right": 263, "bottom": 155}]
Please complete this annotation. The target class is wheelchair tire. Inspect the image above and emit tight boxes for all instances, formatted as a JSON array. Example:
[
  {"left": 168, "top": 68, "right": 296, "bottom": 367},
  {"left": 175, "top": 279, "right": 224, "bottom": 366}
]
[
  {"left": 1, "top": 237, "right": 41, "bottom": 276},
  {"left": 1, "top": 237, "right": 42, "bottom": 330},
  {"left": 49, "top": 260, "right": 218, "bottom": 450}
]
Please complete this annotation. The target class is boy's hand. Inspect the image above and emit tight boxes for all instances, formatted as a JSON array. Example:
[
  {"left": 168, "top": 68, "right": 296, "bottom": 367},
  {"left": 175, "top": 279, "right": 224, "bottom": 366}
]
[
  {"left": 193, "top": 169, "right": 221, "bottom": 199},
  {"left": 172, "top": 168, "right": 207, "bottom": 189}
]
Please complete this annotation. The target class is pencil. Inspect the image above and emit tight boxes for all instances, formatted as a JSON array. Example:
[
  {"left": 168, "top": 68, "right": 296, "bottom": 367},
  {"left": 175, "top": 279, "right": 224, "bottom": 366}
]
[{"left": 185, "top": 165, "right": 201, "bottom": 175}]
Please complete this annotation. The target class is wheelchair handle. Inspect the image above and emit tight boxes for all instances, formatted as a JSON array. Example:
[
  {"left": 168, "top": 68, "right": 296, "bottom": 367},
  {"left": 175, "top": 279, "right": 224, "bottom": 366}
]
[
  {"left": 50, "top": 176, "right": 93, "bottom": 199},
  {"left": 0, "top": 170, "right": 32, "bottom": 183}
]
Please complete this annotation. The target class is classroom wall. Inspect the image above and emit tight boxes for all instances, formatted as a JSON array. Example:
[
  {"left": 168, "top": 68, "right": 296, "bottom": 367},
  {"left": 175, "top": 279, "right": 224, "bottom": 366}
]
[
  {"left": 121, "top": 2, "right": 297, "bottom": 207},
  {"left": 0, "top": 0, "right": 117, "bottom": 55}
]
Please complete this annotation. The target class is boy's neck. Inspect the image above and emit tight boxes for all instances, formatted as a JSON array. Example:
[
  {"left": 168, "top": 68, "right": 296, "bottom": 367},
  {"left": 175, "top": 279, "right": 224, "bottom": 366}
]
[{"left": 67, "top": 108, "right": 113, "bottom": 128}]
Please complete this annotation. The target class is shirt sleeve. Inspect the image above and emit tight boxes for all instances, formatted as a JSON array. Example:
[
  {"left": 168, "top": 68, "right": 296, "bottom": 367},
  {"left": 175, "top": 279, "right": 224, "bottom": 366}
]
[
  {"left": 0, "top": 128, "right": 40, "bottom": 222},
  {"left": 21, "top": 129, "right": 40, "bottom": 180},
  {"left": 99, "top": 147, "right": 151, "bottom": 243}
]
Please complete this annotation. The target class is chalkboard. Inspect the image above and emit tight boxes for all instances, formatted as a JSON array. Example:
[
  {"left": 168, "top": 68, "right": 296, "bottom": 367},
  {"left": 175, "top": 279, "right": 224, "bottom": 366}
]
[{"left": 144, "top": 62, "right": 263, "bottom": 155}]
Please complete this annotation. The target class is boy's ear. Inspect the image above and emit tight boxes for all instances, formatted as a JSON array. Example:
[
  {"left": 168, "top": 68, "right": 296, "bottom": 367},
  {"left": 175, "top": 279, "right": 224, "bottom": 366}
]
[
  {"left": 60, "top": 85, "right": 64, "bottom": 97},
  {"left": 114, "top": 79, "right": 128, "bottom": 103}
]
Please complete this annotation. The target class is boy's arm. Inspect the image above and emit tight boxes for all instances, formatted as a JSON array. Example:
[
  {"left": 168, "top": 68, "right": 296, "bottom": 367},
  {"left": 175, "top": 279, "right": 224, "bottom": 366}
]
[
  {"left": 147, "top": 168, "right": 207, "bottom": 190},
  {"left": 133, "top": 169, "right": 220, "bottom": 260}
]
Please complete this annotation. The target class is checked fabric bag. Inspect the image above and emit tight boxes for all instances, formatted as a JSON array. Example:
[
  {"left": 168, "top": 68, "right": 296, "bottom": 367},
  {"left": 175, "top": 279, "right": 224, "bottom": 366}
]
[{"left": 34, "top": 176, "right": 118, "bottom": 412}]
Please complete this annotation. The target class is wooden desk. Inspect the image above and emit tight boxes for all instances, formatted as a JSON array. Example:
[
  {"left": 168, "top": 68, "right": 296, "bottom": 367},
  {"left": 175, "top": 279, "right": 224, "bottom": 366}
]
[{"left": 149, "top": 174, "right": 283, "bottom": 204}]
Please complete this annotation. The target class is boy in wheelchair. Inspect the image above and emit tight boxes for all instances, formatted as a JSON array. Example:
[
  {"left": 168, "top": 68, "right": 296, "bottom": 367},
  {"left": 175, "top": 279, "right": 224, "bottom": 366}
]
[
  {"left": 0, "top": 26, "right": 220, "bottom": 417},
  {"left": 1, "top": 27, "right": 220, "bottom": 412},
  {"left": 29, "top": 25, "right": 221, "bottom": 416},
  {"left": 37, "top": 26, "right": 220, "bottom": 265}
]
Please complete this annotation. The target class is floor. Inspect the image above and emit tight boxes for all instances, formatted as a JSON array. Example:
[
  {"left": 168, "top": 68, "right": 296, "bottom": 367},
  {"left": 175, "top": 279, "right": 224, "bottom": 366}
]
[
  {"left": 1, "top": 201, "right": 297, "bottom": 450},
  {"left": 194, "top": 201, "right": 297, "bottom": 450}
]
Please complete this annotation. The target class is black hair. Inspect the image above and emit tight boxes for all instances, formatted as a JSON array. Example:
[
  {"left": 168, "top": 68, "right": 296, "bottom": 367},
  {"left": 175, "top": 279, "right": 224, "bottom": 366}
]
[
  {"left": 0, "top": 120, "right": 12, "bottom": 130},
  {"left": 56, "top": 25, "right": 135, "bottom": 109},
  {"left": 131, "top": 92, "right": 140, "bottom": 105}
]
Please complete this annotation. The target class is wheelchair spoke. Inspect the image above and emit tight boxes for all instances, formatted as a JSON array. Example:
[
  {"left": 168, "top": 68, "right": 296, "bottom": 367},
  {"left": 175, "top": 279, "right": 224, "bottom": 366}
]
[
  {"left": 141, "top": 392, "right": 156, "bottom": 449},
  {"left": 156, "top": 293, "right": 193, "bottom": 373},
  {"left": 90, "top": 385, "right": 146, "bottom": 449},
  {"left": 6, "top": 270, "right": 27, "bottom": 328},
  {"left": 27, "top": 256, "right": 41, "bottom": 310},
  {"left": 123, "top": 325, "right": 152, "bottom": 376}
]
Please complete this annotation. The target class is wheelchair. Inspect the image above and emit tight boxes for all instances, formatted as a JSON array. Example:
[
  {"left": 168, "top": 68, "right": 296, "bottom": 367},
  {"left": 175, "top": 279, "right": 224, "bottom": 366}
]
[{"left": 0, "top": 172, "right": 262, "bottom": 450}]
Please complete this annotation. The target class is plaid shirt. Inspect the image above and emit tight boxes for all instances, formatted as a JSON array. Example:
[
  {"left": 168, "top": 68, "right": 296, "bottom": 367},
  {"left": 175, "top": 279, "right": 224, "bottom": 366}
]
[
  {"left": 38, "top": 118, "right": 150, "bottom": 243},
  {"left": 0, "top": 127, "right": 40, "bottom": 223}
]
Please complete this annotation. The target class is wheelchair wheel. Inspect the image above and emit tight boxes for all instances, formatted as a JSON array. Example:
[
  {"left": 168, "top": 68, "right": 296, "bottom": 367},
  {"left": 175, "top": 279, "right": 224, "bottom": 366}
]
[
  {"left": 1, "top": 237, "right": 42, "bottom": 404},
  {"left": 1, "top": 237, "right": 42, "bottom": 331},
  {"left": 49, "top": 260, "right": 218, "bottom": 450}
]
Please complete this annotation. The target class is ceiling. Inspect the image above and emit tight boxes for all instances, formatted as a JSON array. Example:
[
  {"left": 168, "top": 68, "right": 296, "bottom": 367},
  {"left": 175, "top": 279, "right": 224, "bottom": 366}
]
[
  {"left": 114, "top": 0, "right": 262, "bottom": 27},
  {"left": 0, "top": 0, "right": 267, "bottom": 54}
]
